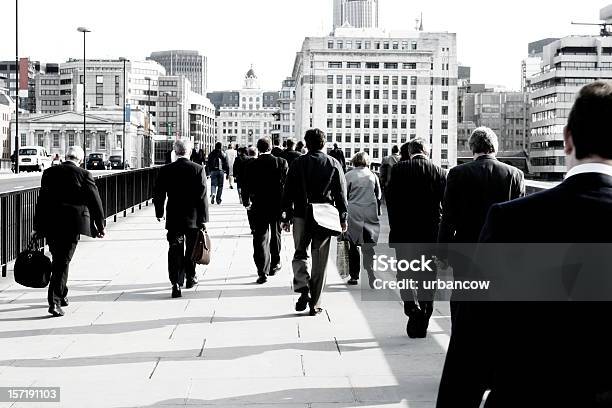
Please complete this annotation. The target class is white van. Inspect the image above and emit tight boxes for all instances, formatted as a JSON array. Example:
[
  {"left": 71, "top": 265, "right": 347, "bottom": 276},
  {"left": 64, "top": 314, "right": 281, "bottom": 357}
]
[{"left": 17, "top": 146, "right": 53, "bottom": 172}]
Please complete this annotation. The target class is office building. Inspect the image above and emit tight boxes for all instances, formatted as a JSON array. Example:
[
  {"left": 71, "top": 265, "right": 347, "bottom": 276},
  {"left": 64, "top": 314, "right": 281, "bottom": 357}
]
[
  {"left": 0, "top": 91, "right": 14, "bottom": 159},
  {"left": 521, "top": 38, "right": 559, "bottom": 91},
  {"left": 333, "top": 0, "right": 379, "bottom": 29},
  {"left": 278, "top": 77, "right": 296, "bottom": 142},
  {"left": 292, "top": 27, "right": 458, "bottom": 167},
  {"left": 528, "top": 34, "right": 612, "bottom": 179},
  {"left": 149, "top": 50, "right": 208, "bottom": 94},
  {"left": 208, "top": 67, "right": 279, "bottom": 147}
]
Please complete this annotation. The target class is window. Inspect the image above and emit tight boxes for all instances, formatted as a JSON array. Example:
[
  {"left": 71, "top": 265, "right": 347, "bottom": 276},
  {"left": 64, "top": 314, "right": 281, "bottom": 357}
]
[
  {"left": 442, "top": 106, "right": 449, "bottom": 115},
  {"left": 442, "top": 91, "right": 449, "bottom": 101},
  {"left": 52, "top": 134, "right": 60, "bottom": 148},
  {"left": 346, "top": 75, "right": 352, "bottom": 85},
  {"left": 403, "top": 63, "right": 417, "bottom": 70},
  {"left": 327, "top": 89, "right": 333, "bottom": 99},
  {"left": 347, "top": 62, "right": 361, "bottom": 69},
  {"left": 328, "top": 41, "right": 334, "bottom": 49},
  {"left": 384, "top": 63, "right": 398, "bottom": 69},
  {"left": 442, "top": 121, "right": 449, "bottom": 130},
  {"left": 68, "top": 133, "right": 75, "bottom": 146},
  {"left": 410, "top": 76, "right": 417, "bottom": 86},
  {"left": 366, "top": 62, "right": 379, "bottom": 69},
  {"left": 410, "top": 105, "right": 417, "bottom": 115},
  {"left": 328, "top": 62, "right": 342, "bottom": 68},
  {"left": 336, "top": 75, "right": 343, "bottom": 85},
  {"left": 364, "top": 76, "right": 371, "bottom": 85},
  {"left": 327, "top": 104, "right": 333, "bottom": 113}
]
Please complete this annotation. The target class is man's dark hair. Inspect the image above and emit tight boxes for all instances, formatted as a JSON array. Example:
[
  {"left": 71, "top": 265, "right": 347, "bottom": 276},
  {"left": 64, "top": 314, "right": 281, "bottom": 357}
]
[
  {"left": 247, "top": 146, "right": 257, "bottom": 157},
  {"left": 273, "top": 138, "right": 280, "bottom": 147},
  {"left": 392, "top": 145, "right": 399, "bottom": 154},
  {"left": 333, "top": 143, "right": 339, "bottom": 149},
  {"left": 305, "top": 129, "right": 326, "bottom": 151},
  {"left": 400, "top": 143, "right": 411, "bottom": 161},
  {"left": 469, "top": 127, "right": 498, "bottom": 155},
  {"left": 257, "top": 137, "right": 272, "bottom": 153},
  {"left": 238, "top": 146, "right": 247, "bottom": 155},
  {"left": 408, "top": 137, "right": 430, "bottom": 156},
  {"left": 286, "top": 138, "right": 295, "bottom": 149},
  {"left": 567, "top": 81, "right": 612, "bottom": 160},
  {"left": 215, "top": 142, "right": 222, "bottom": 150}
]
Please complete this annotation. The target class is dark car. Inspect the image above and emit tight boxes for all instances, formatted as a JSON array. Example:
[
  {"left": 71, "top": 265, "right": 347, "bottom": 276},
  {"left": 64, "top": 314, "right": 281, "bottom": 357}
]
[
  {"left": 108, "top": 155, "right": 126, "bottom": 170},
  {"left": 86, "top": 153, "right": 109, "bottom": 170}
]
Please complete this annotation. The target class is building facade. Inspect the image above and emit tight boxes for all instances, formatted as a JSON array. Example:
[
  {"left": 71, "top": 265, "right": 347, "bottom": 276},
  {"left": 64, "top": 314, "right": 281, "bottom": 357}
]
[
  {"left": 278, "top": 77, "right": 296, "bottom": 142},
  {"left": 209, "top": 68, "right": 279, "bottom": 147},
  {"left": 292, "top": 27, "right": 458, "bottom": 167},
  {"left": 333, "top": 0, "right": 379, "bottom": 29},
  {"left": 528, "top": 35, "right": 612, "bottom": 179},
  {"left": 0, "top": 92, "right": 14, "bottom": 159},
  {"left": 149, "top": 50, "right": 208, "bottom": 94},
  {"left": 11, "top": 108, "right": 151, "bottom": 168}
]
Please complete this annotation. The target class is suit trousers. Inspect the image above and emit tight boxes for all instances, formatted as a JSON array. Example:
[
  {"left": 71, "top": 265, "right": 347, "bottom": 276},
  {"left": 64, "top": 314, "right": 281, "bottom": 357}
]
[
  {"left": 252, "top": 216, "right": 282, "bottom": 277},
  {"left": 47, "top": 237, "right": 79, "bottom": 307},
  {"left": 167, "top": 229, "right": 198, "bottom": 286},
  {"left": 348, "top": 229, "right": 375, "bottom": 281},
  {"left": 292, "top": 217, "right": 331, "bottom": 309}
]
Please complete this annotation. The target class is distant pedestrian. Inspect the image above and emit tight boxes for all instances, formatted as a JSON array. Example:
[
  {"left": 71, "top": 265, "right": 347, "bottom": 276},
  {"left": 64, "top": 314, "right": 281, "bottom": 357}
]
[
  {"left": 153, "top": 140, "right": 209, "bottom": 299},
  {"left": 271, "top": 138, "right": 284, "bottom": 158},
  {"left": 282, "top": 129, "right": 348, "bottom": 316},
  {"left": 295, "top": 141, "right": 305, "bottom": 154},
  {"left": 33, "top": 146, "right": 105, "bottom": 317},
  {"left": 345, "top": 152, "right": 381, "bottom": 287},
  {"left": 329, "top": 143, "right": 347, "bottom": 173},
  {"left": 242, "top": 137, "right": 288, "bottom": 284},
  {"left": 206, "top": 142, "right": 229, "bottom": 205},
  {"left": 281, "top": 138, "right": 302, "bottom": 168},
  {"left": 190, "top": 144, "right": 206, "bottom": 166},
  {"left": 379, "top": 145, "right": 400, "bottom": 199},
  {"left": 387, "top": 138, "right": 447, "bottom": 338},
  {"left": 226, "top": 143, "right": 237, "bottom": 189}
]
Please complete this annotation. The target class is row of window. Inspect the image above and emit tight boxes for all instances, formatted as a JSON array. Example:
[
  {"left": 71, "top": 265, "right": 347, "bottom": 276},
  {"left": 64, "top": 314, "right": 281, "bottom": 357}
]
[
  {"left": 327, "top": 39, "right": 419, "bottom": 51},
  {"left": 326, "top": 118, "right": 449, "bottom": 130},
  {"left": 326, "top": 103, "right": 449, "bottom": 115},
  {"left": 328, "top": 74, "right": 418, "bottom": 86},
  {"left": 327, "top": 88, "right": 450, "bottom": 101}
]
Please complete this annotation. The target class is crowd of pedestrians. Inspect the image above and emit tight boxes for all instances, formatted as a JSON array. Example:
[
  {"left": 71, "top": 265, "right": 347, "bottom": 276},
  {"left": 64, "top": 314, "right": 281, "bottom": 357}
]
[{"left": 29, "top": 81, "right": 612, "bottom": 406}]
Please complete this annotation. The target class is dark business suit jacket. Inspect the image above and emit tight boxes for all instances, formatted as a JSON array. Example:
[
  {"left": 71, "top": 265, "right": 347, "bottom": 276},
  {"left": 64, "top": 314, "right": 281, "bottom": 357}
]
[
  {"left": 439, "top": 155, "right": 525, "bottom": 243},
  {"left": 241, "top": 154, "right": 288, "bottom": 222},
  {"left": 271, "top": 147, "right": 284, "bottom": 158},
  {"left": 387, "top": 156, "right": 447, "bottom": 243},
  {"left": 329, "top": 148, "right": 347, "bottom": 173},
  {"left": 34, "top": 161, "right": 105, "bottom": 238},
  {"left": 437, "top": 172, "right": 612, "bottom": 408},
  {"left": 153, "top": 158, "right": 209, "bottom": 231},
  {"left": 281, "top": 149, "right": 302, "bottom": 168}
]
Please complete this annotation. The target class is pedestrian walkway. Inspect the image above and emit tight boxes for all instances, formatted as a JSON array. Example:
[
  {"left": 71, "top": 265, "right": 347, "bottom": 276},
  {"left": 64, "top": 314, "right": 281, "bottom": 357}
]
[{"left": 0, "top": 186, "right": 451, "bottom": 408}]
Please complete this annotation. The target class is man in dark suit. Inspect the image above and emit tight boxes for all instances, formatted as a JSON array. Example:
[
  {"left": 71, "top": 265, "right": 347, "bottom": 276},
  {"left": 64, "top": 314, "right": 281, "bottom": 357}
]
[
  {"left": 437, "top": 81, "right": 612, "bottom": 407},
  {"left": 206, "top": 142, "right": 229, "bottom": 205},
  {"left": 190, "top": 144, "right": 206, "bottom": 166},
  {"left": 242, "top": 137, "right": 288, "bottom": 284},
  {"left": 281, "top": 138, "right": 302, "bottom": 168},
  {"left": 329, "top": 143, "right": 347, "bottom": 173},
  {"left": 387, "top": 138, "right": 447, "bottom": 338},
  {"left": 438, "top": 126, "right": 525, "bottom": 321},
  {"left": 271, "top": 138, "right": 284, "bottom": 158},
  {"left": 33, "top": 146, "right": 105, "bottom": 317},
  {"left": 154, "top": 140, "right": 209, "bottom": 298}
]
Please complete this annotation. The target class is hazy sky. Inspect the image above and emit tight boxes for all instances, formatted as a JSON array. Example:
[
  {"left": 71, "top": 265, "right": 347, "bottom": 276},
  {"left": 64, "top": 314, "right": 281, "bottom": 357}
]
[{"left": 1, "top": 0, "right": 609, "bottom": 91}]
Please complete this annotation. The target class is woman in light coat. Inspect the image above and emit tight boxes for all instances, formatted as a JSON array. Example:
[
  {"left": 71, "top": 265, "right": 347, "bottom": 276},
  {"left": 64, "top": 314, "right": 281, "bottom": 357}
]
[{"left": 345, "top": 152, "right": 381, "bottom": 286}]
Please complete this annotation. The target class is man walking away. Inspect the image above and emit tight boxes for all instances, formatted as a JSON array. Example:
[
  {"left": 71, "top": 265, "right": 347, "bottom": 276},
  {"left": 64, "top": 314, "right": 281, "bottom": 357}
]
[
  {"left": 242, "top": 137, "right": 288, "bottom": 284},
  {"left": 282, "top": 129, "right": 348, "bottom": 316},
  {"left": 206, "top": 142, "right": 229, "bottom": 205},
  {"left": 154, "top": 140, "right": 209, "bottom": 298},
  {"left": 281, "top": 138, "right": 302, "bottom": 168},
  {"left": 226, "top": 143, "right": 237, "bottom": 189},
  {"left": 387, "top": 138, "right": 447, "bottom": 338},
  {"left": 437, "top": 81, "right": 612, "bottom": 407},
  {"left": 329, "top": 143, "right": 347, "bottom": 173},
  {"left": 33, "top": 146, "right": 105, "bottom": 317},
  {"left": 271, "top": 138, "right": 284, "bottom": 158},
  {"left": 190, "top": 144, "right": 206, "bottom": 166},
  {"left": 380, "top": 145, "right": 400, "bottom": 200},
  {"left": 438, "top": 127, "right": 524, "bottom": 322}
]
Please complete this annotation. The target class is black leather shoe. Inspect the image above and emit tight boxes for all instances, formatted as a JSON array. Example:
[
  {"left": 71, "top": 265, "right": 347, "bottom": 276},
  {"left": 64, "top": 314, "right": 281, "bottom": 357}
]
[
  {"left": 347, "top": 279, "right": 359, "bottom": 286},
  {"left": 256, "top": 276, "right": 267, "bottom": 284},
  {"left": 60, "top": 297, "right": 69, "bottom": 307},
  {"left": 48, "top": 304, "right": 65, "bottom": 317},
  {"left": 295, "top": 292, "right": 310, "bottom": 312},
  {"left": 270, "top": 263, "right": 282, "bottom": 275},
  {"left": 210, "top": 196, "right": 215, "bottom": 205},
  {"left": 309, "top": 306, "right": 323, "bottom": 316},
  {"left": 185, "top": 277, "right": 198, "bottom": 289},
  {"left": 171, "top": 284, "right": 182, "bottom": 298}
]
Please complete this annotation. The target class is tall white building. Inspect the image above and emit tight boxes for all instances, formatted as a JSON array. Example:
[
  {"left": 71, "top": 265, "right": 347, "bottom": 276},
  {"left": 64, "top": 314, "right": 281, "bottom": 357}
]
[
  {"left": 148, "top": 50, "right": 208, "bottom": 94},
  {"left": 0, "top": 91, "right": 14, "bottom": 159},
  {"left": 333, "top": 0, "right": 379, "bottom": 29},
  {"left": 208, "top": 68, "right": 279, "bottom": 147},
  {"left": 292, "top": 27, "right": 458, "bottom": 167},
  {"left": 278, "top": 77, "right": 296, "bottom": 142}
]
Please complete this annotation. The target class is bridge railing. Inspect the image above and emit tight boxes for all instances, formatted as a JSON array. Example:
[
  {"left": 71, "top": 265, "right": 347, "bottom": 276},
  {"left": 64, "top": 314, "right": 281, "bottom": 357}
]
[{"left": 0, "top": 167, "right": 161, "bottom": 277}]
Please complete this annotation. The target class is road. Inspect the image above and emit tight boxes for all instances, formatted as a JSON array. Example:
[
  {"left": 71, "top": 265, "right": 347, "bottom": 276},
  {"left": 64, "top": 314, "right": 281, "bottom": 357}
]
[{"left": 0, "top": 170, "right": 119, "bottom": 194}]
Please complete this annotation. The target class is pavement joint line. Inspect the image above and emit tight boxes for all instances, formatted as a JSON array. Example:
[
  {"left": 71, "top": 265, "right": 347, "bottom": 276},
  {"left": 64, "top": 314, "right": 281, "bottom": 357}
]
[
  {"left": 169, "top": 323, "right": 179, "bottom": 340},
  {"left": 7, "top": 293, "right": 25, "bottom": 304},
  {"left": 325, "top": 309, "right": 332, "bottom": 323},
  {"left": 300, "top": 354, "right": 306, "bottom": 377},
  {"left": 347, "top": 375, "right": 360, "bottom": 403},
  {"left": 96, "top": 281, "right": 111, "bottom": 292},
  {"left": 334, "top": 337, "right": 342, "bottom": 356},
  {"left": 0, "top": 283, "right": 15, "bottom": 294},
  {"left": 183, "top": 299, "right": 191, "bottom": 312},
  {"left": 53, "top": 339, "right": 76, "bottom": 360},
  {"left": 297, "top": 323, "right": 301, "bottom": 339},
  {"left": 217, "top": 290, "right": 223, "bottom": 300},
  {"left": 209, "top": 310, "right": 216, "bottom": 324},
  {"left": 148, "top": 357, "right": 161, "bottom": 379},
  {"left": 197, "top": 338, "right": 207, "bottom": 358},
  {"left": 90, "top": 312, "right": 104, "bottom": 326},
  {"left": 113, "top": 291, "right": 125, "bottom": 301}
]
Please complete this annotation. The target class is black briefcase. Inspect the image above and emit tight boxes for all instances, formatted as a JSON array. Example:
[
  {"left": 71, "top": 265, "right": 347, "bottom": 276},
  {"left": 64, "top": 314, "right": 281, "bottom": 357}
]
[{"left": 14, "top": 239, "right": 52, "bottom": 288}]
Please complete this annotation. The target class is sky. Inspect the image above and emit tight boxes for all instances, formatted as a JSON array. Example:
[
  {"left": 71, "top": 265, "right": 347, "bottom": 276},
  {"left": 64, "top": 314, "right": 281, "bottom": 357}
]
[{"left": 1, "top": 0, "right": 610, "bottom": 92}]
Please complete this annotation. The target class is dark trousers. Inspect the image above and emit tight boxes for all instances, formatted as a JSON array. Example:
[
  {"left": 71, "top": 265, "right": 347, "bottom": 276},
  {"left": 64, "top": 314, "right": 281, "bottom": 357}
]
[
  {"left": 47, "top": 237, "right": 78, "bottom": 307},
  {"left": 167, "top": 229, "right": 198, "bottom": 286},
  {"left": 252, "top": 217, "right": 281, "bottom": 277},
  {"left": 210, "top": 170, "right": 224, "bottom": 203},
  {"left": 348, "top": 228, "right": 375, "bottom": 281}
]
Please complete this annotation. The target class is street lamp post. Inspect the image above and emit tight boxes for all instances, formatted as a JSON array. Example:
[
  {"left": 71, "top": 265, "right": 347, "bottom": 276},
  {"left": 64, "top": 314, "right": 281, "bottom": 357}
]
[
  {"left": 119, "top": 57, "right": 128, "bottom": 169},
  {"left": 14, "top": 0, "right": 19, "bottom": 173},
  {"left": 77, "top": 26, "right": 91, "bottom": 166}
]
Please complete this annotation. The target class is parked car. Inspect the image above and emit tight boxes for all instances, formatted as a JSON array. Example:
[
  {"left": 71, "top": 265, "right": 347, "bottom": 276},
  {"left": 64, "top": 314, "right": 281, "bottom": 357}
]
[
  {"left": 108, "top": 155, "right": 127, "bottom": 170},
  {"left": 86, "top": 153, "right": 109, "bottom": 170},
  {"left": 17, "top": 146, "right": 52, "bottom": 172}
]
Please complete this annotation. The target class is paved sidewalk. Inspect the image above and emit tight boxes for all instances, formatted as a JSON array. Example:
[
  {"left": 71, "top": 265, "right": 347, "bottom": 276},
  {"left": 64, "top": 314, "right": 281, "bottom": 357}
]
[{"left": 0, "top": 186, "right": 451, "bottom": 408}]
